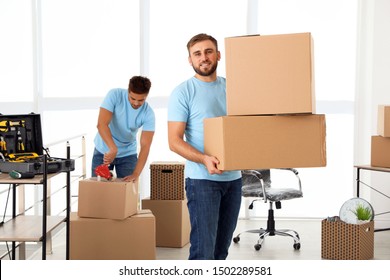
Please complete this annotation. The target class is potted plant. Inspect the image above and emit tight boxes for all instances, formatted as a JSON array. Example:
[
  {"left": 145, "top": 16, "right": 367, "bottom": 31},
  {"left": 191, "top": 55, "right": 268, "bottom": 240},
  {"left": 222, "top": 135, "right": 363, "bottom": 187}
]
[{"left": 351, "top": 203, "right": 373, "bottom": 224}]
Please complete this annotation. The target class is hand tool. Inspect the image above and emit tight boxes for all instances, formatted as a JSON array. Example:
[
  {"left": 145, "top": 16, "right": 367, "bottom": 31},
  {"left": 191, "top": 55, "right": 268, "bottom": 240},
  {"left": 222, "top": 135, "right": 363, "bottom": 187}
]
[
  {"left": 8, "top": 152, "right": 39, "bottom": 162},
  {"left": 0, "top": 136, "right": 6, "bottom": 152},
  {"left": 0, "top": 120, "right": 25, "bottom": 132},
  {"left": 95, "top": 164, "right": 114, "bottom": 181},
  {"left": 17, "top": 130, "right": 25, "bottom": 151},
  {"left": 9, "top": 170, "right": 35, "bottom": 179}
]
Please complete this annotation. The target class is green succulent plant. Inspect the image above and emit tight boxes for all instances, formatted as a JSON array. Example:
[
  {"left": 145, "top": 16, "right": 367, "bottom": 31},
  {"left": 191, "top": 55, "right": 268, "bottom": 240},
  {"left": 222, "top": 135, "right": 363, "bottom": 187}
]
[{"left": 351, "top": 203, "right": 373, "bottom": 221}]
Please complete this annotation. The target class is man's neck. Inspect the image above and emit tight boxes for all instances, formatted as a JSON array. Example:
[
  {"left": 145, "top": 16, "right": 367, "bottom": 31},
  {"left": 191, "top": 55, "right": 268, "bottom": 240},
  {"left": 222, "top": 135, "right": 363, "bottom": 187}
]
[{"left": 194, "top": 73, "right": 217, "bottom": 83}]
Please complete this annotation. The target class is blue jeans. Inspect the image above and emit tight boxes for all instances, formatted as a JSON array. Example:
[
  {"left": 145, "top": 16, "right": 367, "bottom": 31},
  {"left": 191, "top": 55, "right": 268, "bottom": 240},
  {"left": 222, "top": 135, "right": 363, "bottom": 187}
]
[
  {"left": 185, "top": 177, "right": 242, "bottom": 260},
  {"left": 91, "top": 148, "right": 137, "bottom": 178}
]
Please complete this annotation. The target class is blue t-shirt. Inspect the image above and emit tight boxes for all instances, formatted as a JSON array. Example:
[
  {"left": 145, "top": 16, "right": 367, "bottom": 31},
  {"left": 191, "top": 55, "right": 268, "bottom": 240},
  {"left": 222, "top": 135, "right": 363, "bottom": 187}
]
[
  {"left": 168, "top": 76, "right": 241, "bottom": 181},
  {"left": 94, "top": 88, "right": 155, "bottom": 157}
]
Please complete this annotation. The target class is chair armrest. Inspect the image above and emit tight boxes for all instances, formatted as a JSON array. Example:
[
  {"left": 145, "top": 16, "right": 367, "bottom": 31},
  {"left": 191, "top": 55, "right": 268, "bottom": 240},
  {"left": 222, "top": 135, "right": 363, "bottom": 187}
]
[
  {"left": 241, "top": 170, "right": 268, "bottom": 202},
  {"left": 274, "top": 168, "right": 302, "bottom": 192}
]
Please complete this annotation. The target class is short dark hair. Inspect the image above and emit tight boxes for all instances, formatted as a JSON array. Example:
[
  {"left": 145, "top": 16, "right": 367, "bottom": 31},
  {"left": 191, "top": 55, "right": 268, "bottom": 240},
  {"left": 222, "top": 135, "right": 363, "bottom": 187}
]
[
  {"left": 128, "top": 76, "right": 152, "bottom": 94},
  {"left": 186, "top": 33, "right": 218, "bottom": 54}
]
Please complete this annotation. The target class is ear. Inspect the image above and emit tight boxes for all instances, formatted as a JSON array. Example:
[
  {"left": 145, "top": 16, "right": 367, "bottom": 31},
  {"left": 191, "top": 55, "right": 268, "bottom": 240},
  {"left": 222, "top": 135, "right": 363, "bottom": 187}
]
[
  {"left": 188, "top": 56, "right": 193, "bottom": 66},
  {"left": 217, "top": 51, "right": 221, "bottom": 61}
]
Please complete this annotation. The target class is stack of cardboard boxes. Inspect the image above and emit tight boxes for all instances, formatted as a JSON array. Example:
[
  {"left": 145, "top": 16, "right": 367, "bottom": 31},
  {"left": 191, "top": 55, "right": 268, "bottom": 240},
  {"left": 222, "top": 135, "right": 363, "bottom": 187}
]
[
  {"left": 371, "top": 105, "right": 390, "bottom": 168},
  {"left": 142, "top": 161, "right": 191, "bottom": 248},
  {"left": 204, "top": 32, "right": 327, "bottom": 170},
  {"left": 70, "top": 178, "right": 156, "bottom": 260}
]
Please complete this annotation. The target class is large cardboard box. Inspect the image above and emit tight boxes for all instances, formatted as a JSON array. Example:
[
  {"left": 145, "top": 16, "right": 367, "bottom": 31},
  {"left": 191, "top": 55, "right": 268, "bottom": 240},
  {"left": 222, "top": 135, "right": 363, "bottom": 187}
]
[
  {"left": 70, "top": 210, "right": 156, "bottom": 260},
  {"left": 204, "top": 114, "right": 326, "bottom": 170},
  {"left": 142, "top": 198, "right": 190, "bottom": 248},
  {"left": 225, "top": 32, "right": 315, "bottom": 116},
  {"left": 377, "top": 105, "right": 390, "bottom": 137},
  {"left": 150, "top": 161, "right": 185, "bottom": 200},
  {"left": 371, "top": 135, "right": 390, "bottom": 168},
  {"left": 321, "top": 219, "right": 374, "bottom": 260},
  {"left": 78, "top": 178, "right": 138, "bottom": 220}
]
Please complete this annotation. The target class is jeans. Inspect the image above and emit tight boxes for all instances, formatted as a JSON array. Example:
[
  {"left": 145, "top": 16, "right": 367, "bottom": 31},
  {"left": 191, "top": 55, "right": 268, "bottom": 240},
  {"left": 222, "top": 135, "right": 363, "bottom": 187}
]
[
  {"left": 185, "top": 177, "right": 242, "bottom": 260},
  {"left": 91, "top": 148, "right": 137, "bottom": 178}
]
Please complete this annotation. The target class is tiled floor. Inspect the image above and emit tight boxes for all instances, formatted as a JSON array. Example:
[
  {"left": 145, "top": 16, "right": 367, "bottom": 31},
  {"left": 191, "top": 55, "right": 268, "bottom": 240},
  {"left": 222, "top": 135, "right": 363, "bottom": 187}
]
[{"left": 1, "top": 218, "right": 389, "bottom": 260}]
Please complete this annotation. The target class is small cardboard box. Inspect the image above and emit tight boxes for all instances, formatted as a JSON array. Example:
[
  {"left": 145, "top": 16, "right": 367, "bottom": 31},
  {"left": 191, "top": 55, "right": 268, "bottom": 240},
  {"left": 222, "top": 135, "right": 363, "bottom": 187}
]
[
  {"left": 142, "top": 198, "right": 190, "bottom": 248},
  {"left": 70, "top": 210, "right": 156, "bottom": 260},
  {"left": 150, "top": 161, "right": 185, "bottom": 200},
  {"left": 204, "top": 114, "right": 326, "bottom": 170},
  {"left": 78, "top": 178, "right": 138, "bottom": 220},
  {"left": 371, "top": 135, "right": 390, "bottom": 168},
  {"left": 321, "top": 219, "right": 374, "bottom": 260},
  {"left": 225, "top": 32, "right": 315, "bottom": 116},
  {"left": 377, "top": 105, "right": 390, "bottom": 137}
]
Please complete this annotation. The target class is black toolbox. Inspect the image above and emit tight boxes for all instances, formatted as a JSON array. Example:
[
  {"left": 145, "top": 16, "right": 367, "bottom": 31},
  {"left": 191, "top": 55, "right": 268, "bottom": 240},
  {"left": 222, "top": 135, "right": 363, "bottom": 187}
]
[{"left": 0, "top": 113, "right": 75, "bottom": 174}]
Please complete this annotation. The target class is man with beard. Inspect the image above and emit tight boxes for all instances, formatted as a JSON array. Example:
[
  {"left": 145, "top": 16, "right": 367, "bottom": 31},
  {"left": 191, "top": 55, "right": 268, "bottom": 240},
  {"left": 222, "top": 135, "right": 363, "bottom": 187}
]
[{"left": 167, "top": 33, "right": 242, "bottom": 260}]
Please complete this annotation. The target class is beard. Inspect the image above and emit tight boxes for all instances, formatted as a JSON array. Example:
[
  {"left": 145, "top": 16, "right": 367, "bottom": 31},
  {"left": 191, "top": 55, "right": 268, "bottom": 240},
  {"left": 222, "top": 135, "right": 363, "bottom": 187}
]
[{"left": 192, "top": 61, "right": 218, "bottom": 77}]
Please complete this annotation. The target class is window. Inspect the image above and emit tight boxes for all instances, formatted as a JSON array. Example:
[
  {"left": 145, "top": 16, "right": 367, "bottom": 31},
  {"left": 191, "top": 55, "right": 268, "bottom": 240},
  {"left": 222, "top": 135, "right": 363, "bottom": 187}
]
[
  {"left": 41, "top": 0, "right": 140, "bottom": 98},
  {"left": 0, "top": 1, "right": 33, "bottom": 102}
]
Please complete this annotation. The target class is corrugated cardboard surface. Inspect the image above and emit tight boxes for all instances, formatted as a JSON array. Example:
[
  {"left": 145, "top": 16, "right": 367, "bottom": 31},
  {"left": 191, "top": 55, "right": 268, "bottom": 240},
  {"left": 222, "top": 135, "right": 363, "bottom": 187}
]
[
  {"left": 70, "top": 210, "right": 156, "bottom": 260},
  {"left": 78, "top": 178, "right": 138, "bottom": 220},
  {"left": 142, "top": 198, "right": 190, "bottom": 248},
  {"left": 377, "top": 105, "right": 390, "bottom": 137},
  {"left": 150, "top": 161, "right": 185, "bottom": 200},
  {"left": 225, "top": 32, "right": 315, "bottom": 116},
  {"left": 321, "top": 219, "right": 374, "bottom": 260},
  {"left": 204, "top": 114, "right": 326, "bottom": 170},
  {"left": 371, "top": 135, "right": 390, "bottom": 168}
]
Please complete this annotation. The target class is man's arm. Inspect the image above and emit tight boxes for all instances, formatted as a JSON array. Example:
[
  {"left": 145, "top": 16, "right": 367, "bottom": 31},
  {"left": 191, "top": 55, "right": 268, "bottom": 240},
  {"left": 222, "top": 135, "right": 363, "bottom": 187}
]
[
  {"left": 168, "top": 121, "right": 222, "bottom": 175},
  {"left": 123, "top": 130, "right": 154, "bottom": 182},
  {"left": 96, "top": 107, "right": 118, "bottom": 164}
]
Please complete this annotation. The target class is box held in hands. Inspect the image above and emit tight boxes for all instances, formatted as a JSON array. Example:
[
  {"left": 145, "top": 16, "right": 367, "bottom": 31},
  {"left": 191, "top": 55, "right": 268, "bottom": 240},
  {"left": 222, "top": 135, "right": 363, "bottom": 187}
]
[
  {"left": 225, "top": 32, "right": 315, "bottom": 116},
  {"left": 204, "top": 114, "right": 326, "bottom": 171}
]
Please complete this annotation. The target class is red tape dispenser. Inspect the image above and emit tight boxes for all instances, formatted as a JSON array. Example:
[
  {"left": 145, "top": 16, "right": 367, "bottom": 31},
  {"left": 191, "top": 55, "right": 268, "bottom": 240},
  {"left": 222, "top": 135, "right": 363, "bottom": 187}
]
[{"left": 94, "top": 164, "right": 114, "bottom": 181}]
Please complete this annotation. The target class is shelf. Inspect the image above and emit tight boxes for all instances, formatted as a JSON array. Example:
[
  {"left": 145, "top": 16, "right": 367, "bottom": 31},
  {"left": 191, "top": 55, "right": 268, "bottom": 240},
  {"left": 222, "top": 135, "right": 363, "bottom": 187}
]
[
  {"left": 0, "top": 173, "right": 59, "bottom": 185},
  {"left": 0, "top": 215, "right": 65, "bottom": 242}
]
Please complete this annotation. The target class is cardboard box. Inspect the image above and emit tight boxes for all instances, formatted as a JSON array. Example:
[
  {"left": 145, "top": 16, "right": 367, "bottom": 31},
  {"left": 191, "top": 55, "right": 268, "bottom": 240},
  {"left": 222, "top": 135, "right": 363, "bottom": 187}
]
[
  {"left": 142, "top": 198, "right": 190, "bottom": 248},
  {"left": 377, "top": 105, "right": 390, "bottom": 137},
  {"left": 321, "top": 219, "right": 374, "bottom": 260},
  {"left": 70, "top": 210, "right": 156, "bottom": 260},
  {"left": 150, "top": 161, "right": 185, "bottom": 200},
  {"left": 371, "top": 135, "right": 390, "bottom": 168},
  {"left": 78, "top": 178, "right": 138, "bottom": 220},
  {"left": 204, "top": 114, "right": 326, "bottom": 170},
  {"left": 225, "top": 32, "right": 315, "bottom": 115}
]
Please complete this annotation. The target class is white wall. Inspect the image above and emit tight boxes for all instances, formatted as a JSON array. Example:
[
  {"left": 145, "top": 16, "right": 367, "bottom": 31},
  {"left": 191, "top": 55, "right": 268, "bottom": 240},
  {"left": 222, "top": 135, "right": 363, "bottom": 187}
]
[{"left": 355, "top": 0, "right": 390, "bottom": 228}]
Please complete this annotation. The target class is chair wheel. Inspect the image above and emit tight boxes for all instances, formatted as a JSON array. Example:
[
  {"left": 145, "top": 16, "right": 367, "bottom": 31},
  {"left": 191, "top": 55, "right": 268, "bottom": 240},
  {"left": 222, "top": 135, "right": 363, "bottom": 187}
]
[
  {"left": 233, "top": 236, "right": 240, "bottom": 243},
  {"left": 293, "top": 243, "right": 301, "bottom": 250},
  {"left": 254, "top": 244, "right": 261, "bottom": 251}
]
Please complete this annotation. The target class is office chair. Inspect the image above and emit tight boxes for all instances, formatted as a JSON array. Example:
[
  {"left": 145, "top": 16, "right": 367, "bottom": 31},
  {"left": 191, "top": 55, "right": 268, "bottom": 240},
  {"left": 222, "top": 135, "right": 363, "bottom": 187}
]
[{"left": 233, "top": 169, "right": 303, "bottom": 251}]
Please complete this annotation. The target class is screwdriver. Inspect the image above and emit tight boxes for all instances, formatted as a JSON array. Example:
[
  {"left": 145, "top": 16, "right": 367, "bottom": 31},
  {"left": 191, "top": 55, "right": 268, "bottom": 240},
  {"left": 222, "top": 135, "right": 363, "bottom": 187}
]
[
  {"left": 0, "top": 136, "right": 6, "bottom": 151},
  {"left": 17, "top": 130, "right": 25, "bottom": 151}
]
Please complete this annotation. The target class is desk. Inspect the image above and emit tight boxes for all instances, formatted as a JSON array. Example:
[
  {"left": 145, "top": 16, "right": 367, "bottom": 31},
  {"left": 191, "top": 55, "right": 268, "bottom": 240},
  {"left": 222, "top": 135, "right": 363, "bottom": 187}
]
[{"left": 355, "top": 165, "right": 390, "bottom": 232}]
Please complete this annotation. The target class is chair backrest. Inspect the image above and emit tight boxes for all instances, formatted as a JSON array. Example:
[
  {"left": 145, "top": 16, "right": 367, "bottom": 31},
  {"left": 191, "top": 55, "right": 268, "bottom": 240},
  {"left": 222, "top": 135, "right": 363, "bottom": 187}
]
[{"left": 242, "top": 169, "right": 271, "bottom": 188}]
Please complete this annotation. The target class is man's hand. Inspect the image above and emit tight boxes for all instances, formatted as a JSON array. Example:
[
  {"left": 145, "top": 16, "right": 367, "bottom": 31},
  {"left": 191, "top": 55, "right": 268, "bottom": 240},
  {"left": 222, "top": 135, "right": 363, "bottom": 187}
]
[
  {"left": 123, "top": 174, "right": 138, "bottom": 182},
  {"left": 103, "top": 149, "right": 117, "bottom": 165},
  {"left": 203, "top": 155, "right": 223, "bottom": 175}
]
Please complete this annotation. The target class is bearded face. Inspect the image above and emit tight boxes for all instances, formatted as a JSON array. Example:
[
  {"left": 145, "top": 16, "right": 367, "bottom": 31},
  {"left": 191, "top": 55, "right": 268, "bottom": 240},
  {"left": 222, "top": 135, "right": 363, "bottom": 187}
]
[
  {"left": 192, "top": 59, "right": 218, "bottom": 77},
  {"left": 188, "top": 40, "right": 220, "bottom": 79}
]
